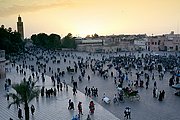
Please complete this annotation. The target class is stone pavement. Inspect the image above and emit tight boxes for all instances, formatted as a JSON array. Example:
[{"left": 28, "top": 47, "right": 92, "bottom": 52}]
[
  {"left": 30, "top": 51, "right": 180, "bottom": 120},
  {"left": 3, "top": 51, "right": 180, "bottom": 120},
  {"left": 0, "top": 65, "right": 120, "bottom": 120}
]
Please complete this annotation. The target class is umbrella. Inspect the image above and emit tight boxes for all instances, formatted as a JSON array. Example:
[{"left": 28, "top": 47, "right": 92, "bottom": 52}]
[
  {"left": 172, "top": 84, "right": 180, "bottom": 90},
  {"left": 176, "top": 74, "right": 180, "bottom": 77}
]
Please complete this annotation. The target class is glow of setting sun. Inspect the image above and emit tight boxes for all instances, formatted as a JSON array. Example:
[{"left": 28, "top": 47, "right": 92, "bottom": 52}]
[
  {"left": 0, "top": 0, "right": 180, "bottom": 38},
  {"left": 74, "top": 21, "right": 103, "bottom": 37}
]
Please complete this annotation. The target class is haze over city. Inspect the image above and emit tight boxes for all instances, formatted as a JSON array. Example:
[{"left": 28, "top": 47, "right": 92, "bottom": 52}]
[{"left": 0, "top": 0, "right": 180, "bottom": 38}]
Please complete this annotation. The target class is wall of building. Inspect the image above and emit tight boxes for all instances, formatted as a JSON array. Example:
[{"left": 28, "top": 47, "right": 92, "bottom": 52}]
[{"left": 76, "top": 32, "right": 180, "bottom": 52}]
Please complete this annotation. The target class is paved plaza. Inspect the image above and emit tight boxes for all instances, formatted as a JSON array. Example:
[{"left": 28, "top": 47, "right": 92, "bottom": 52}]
[
  {"left": 0, "top": 51, "right": 180, "bottom": 120},
  {"left": 0, "top": 65, "right": 120, "bottom": 120}
]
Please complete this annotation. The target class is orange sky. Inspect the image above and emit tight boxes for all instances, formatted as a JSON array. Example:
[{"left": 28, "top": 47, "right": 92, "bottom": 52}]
[{"left": 0, "top": 0, "right": 180, "bottom": 38}]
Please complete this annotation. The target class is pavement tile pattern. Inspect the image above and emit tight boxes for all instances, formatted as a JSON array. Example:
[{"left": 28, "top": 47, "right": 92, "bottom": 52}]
[{"left": 0, "top": 64, "right": 120, "bottom": 120}]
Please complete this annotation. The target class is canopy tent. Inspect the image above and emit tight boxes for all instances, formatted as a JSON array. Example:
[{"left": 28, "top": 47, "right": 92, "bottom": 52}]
[{"left": 172, "top": 84, "right": 180, "bottom": 90}]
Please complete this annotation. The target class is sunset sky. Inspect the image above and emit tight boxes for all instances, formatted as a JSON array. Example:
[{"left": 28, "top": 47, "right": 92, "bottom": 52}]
[{"left": 0, "top": 0, "right": 180, "bottom": 38}]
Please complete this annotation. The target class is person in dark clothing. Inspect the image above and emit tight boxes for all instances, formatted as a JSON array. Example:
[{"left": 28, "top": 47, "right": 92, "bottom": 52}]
[
  {"left": 68, "top": 99, "right": 71, "bottom": 109},
  {"left": 57, "top": 84, "right": 60, "bottom": 92},
  {"left": 73, "top": 87, "right": 77, "bottom": 95},
  {"left": 88, "top": 75, "right": 90, "bottom": 81},
  {"left": 176, "top": 77, "right": 179, "bottom": 84},
  {"left": 68, "top": 99, "right": 73, "bottom": 110},
  {"left": 145, "top": 81, "right": 149, "bottom": 89},
  {"left": 86, "top": 114, "right": 91, "bottom": 120},
  {"left": 85, "top": 86, "right": 88, "bottom": 95},
  {"left": 68, "top": 99, "right": 75, "bottom": 110},
  {"left": 89, "top": 101, "right": 95, "bottom": 114},
  {"left": 87, "top": 88, "right": 91, "bottom": 96},
  {"left": 70, "top": 102, "right": 75, "bottom": 110},
  {"left": 31, "top": 105, "right": 35, "bottom": 115},
  {"left": 60, "top": 82, "right": 63, "bottom": 91},
  {"left": 161, "top": 90, "right": 165, "bottom": 99},
  {"left": 78, "top": 102, "right": 83, "bottom": 115},
  {"left": 158, "top": 91, "right": 163, "bottom": 101},
  {"left": 18, "top": 108, "right": 23, "bottom": 119},
  {"left": 169, "top": 77, "right": 174, "bottom": 86},
  {"left": 153, "top": 88, "right": 156, "bottom": 98},
  {"left": 124, "top": 107, "right": 131, "bottom": 119},
  {"left": 154, "top": 81, "right": 157, "bottom": 88}
]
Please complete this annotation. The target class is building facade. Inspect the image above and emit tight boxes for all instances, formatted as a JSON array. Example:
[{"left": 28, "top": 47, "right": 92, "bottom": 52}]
[
  {"left": 17, "top": 15, "right": 24, "bottom": 40},
  {"left": 147, "top": 36, "right": 163, "bottom": 51},
  {"left": 147, "top": 31, "right": 180, "bottom": 51},
  {"left": 164, "top": 31, "right": 180, "bottom": 51},
  {"left": 76, "top": 32, "right": 179, "bottom": 53},
  {"left": 76, "top": 36, "right": 136, "bottom": 53}
]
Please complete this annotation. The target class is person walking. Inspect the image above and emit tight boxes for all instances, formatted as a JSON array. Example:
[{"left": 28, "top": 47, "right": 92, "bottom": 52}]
[
  {"left": 78, "top": 102, "right": 83, "bottom": 115},
  {"left": 73, "top": 87, "right": 77, "bottom": 95},
  {"left": 68, "top": 99, "right": 71, "bottom": 110},
  {"left": 158, "top": 91, "right": 163, "bottom": 101},
  {"left": 89, "top": 101, "right": 95, "bottom": 114},
  {"left": 86, "top": 114, "right": 91, "bottom": 120},
  {"left": 153, "top": 88, "right": 156, "bottom": 98},
  {"left": 152, "top": 73, "right": 155, "bottom": 80},
  {"left": 161, "top": 90, "right": 165, "bottom": 99},
  {"left": 68, "top": 99, "right": 75, "bottom": 110},
  {"left": 31, "top": 104, "right": 35, "bottom": 115},
  {"left": 145, "top": 80, "right": 149, "bottom": 89},
  {"left": 114, "top": 77, "right": 117, "bottom": 84},
  {"left": 154, "top": 81, "right": 157, "bottom": 88},
  {"left": 85, "top": 86, "right": 88, "bottom": 95},
  {"left": 18, "top": 107, "right": 23, "bottom": 119},
  {"left": 87, "top": 75, "right": 90, "bottom": 81}
]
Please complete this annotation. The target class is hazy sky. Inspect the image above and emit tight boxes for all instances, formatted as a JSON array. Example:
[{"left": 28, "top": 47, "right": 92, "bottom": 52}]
[{"left": 0, "top": 0, "right": 180, "bottom": 38}]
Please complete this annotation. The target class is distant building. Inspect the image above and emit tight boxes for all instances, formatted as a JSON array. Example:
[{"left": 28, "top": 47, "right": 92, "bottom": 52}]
[
  {"left": 0, "top": 50, "right": 6, "bottom": 79},
  {"left": 147, "top": 36, "right": 163, "bottom": 51},
  {"left": 133, "top": 34, "right": 148, "bottom": 51},
  {"left": 75, "top": 36, "right": 135, "bottom": 53},
  {"left": 17, "top": 15, "right": 24, "bottom": 40},
  {"left": 163, "top": 31, "right": 180, "bottom": 51},
  {"left": 147, "top": 31, "right": 180, "bottom": 51},
  {"left": 76, "top": 32, "right": 180, "bottom": 52},
  {"left": 76, "top": 38, "right": 104, "bottom": 52}
]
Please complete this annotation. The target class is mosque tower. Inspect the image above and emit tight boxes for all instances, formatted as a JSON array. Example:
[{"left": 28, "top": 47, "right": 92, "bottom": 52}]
[{"left": 17, "top": 15, "right": 24, "bottom": 40}]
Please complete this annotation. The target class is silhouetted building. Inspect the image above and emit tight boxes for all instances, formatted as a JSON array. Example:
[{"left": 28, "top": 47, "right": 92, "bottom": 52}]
[{"left": 17, "top": 15, "right": 24, "bottom": 40}]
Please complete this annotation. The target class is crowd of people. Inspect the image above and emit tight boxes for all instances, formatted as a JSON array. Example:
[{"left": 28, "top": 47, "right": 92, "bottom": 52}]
[{"left": 5, "top": 44, "right": 180, "bottom": 119}]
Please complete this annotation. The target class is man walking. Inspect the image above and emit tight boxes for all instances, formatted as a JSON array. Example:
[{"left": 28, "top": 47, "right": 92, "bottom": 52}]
[{"left": 78, "top": 102, "right": 83, "bottom": 115}]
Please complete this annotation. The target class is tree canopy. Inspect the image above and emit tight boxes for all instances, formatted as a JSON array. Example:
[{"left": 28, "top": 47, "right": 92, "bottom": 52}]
[
  {"left": 8, "top": 80, "right": 40, "bottom": 120},
  {"left": 31, "top": 33, "right": 77, "bottom": 49},
  {"left": 31, "top": 33, "right": 61, "bottom": 49},
  {"left": 0, "top": 26, "right": 24, "bottom": 54},
  {"left": 61, "top": 33, "right": 76, "bottom": 49}
]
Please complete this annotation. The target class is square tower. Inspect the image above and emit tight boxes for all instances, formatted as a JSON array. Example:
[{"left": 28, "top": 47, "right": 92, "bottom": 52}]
[{"left": 17, "top": 15, "right": 24, "bottom": 40}]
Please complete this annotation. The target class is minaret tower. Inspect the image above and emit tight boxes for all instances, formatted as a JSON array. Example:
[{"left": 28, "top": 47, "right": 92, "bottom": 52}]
[{"left": 17, "top": 15, "right": 24, "bottom": 40}]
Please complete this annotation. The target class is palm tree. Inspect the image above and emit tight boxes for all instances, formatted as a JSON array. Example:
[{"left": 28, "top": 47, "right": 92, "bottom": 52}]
[{"left": 7, "top": 80, "right": 40, "bottom": 120}]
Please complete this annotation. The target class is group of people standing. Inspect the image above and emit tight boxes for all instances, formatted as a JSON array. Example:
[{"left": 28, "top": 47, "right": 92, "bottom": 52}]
[
  {"left": 17, "top": 105, "right": 35, "bottom": 120},
  {"left": 68, "top": 100, "right": 95, "bottom": 120},
  {"left": 85, "top": 86, "right": 98, "bottom": 97}
]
